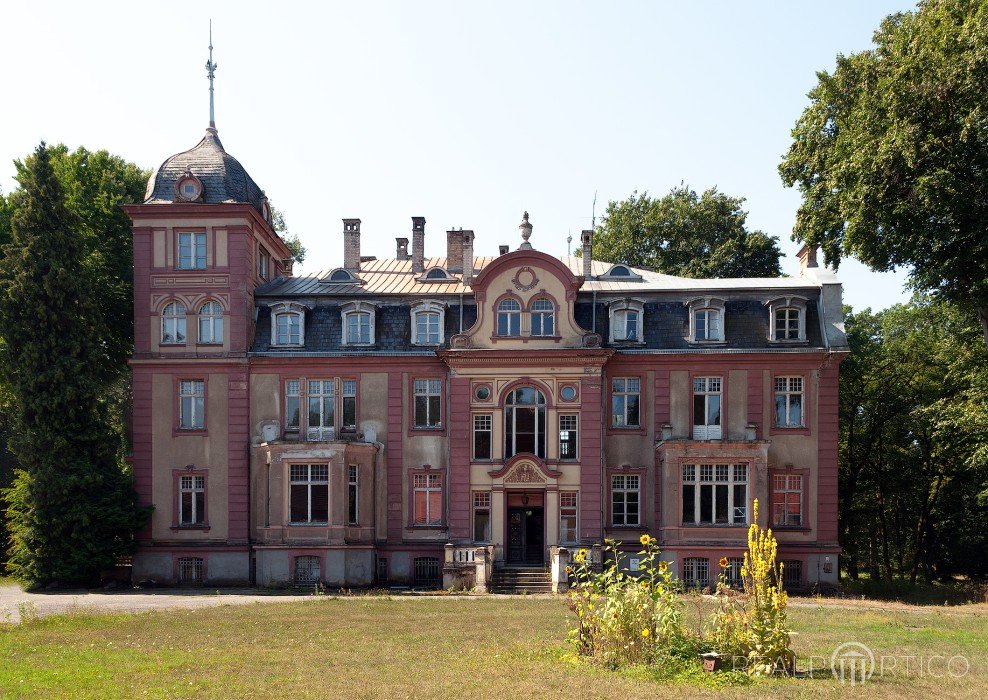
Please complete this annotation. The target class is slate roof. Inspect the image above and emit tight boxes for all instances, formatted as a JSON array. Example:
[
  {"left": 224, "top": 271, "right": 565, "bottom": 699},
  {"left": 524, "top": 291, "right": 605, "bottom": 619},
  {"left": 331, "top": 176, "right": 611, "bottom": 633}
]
[
  {"left": 255, "top": 256, "right": 823, "bottom": 298},
  {"left": 144, "top": 129, "right": 267, "bottom": 215}
]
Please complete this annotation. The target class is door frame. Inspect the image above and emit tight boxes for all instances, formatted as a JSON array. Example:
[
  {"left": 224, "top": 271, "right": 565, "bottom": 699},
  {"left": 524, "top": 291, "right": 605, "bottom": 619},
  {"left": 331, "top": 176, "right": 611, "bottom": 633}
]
[{"left": 504, "top": 489, "right": 546, "bottom": 565}]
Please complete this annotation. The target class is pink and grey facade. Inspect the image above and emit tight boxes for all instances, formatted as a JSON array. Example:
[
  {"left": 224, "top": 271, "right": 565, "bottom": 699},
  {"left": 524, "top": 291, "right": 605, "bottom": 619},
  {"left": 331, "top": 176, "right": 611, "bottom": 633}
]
[{"left": 126, "top": 127, "right": 846, "bottom": 589}]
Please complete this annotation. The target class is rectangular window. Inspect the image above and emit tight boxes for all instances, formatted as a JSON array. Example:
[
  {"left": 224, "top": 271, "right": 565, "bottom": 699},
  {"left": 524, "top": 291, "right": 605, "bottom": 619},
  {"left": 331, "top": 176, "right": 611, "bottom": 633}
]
[
  {"left": 772, "top": 474, "right": 803, "bottom": 527},
  {"left": 414, "top": 379, "right": 442, "bottom": 428},
  {"left": 258, "top": 249, "right": 269, "bottom": 279},
  {"left": 179, "top": 380, "right": 205, "bottom": 430},
  {"left": 285, "top": 380, "right": 301, "bottom": 431},
  {"left": 611, "top": 377, "right": 641, "bottom": 428},
  {"left": 611, "top": 474, "right": 640, "bottom": 526},
  {"left": 348, "top": 465, "right": 359, "bottom": 526},
  {"left": 346, "top": 312, "right": 372, "bottom": 344},
  {"left": 559, "top": 414, "right": 578, "bottom": 459},
  {"left": 413, "top": 473, "right": 443, "bottom": 525},
  {"left": 774, "top": 376, "right": 804, "bottom": 427},
  {"left": 681, "top": 463, "right": 748, "bottom": 526},
  {"left": 275, "top": 312, "right": 302, "bottom": 346},
  {"left": 725, "top": 556, "right": 744, "bottom": 587},
  {"left": 473, "top": 491, "right": 491, "bottom": 542},
  {"left": 289, "top": 464, "right": 329, "bottom": 524},
  {"left": 781, "top": 560, "right": 803, "bottom": 587},
  {"left": 775, "top": 308, "right": 800, "bottom": 340},
  {"left": 342, "top": 380, "right": 357, "bottom": 431},
  {"left": 177, "top": 232, "right": 207, "bottom": 270},
  {"left": 695, "top": 309, "right": 721, "bottom": 341},
  {"left": 614, "top": 310, "right": 640, "bottom": 341},
  {"left": 178, "top": 475, "right": 205, "bottom": 525},
  {"left": 177, "top": 557, "right": 204, "bottom": 585},
  {"left": 682, "top": 557, "right": 710, "bottom": 588},
  {"left": 294, "top": 555, "right": 321, "bottom": 586},
  {"left": 415, "top": 311, "right": 441, "bottom": 344},
  {"left": 560, "top": 491, "right": 578, "bottom": 544},
  {"left": 692, "top": 376, "right": 722, "bottom": 439},
  {"left": 307, "top": 380, "right": 335, "bottom": 440},
  {"left": 473, "top": 414, "right": 492, "bottom": 460}
]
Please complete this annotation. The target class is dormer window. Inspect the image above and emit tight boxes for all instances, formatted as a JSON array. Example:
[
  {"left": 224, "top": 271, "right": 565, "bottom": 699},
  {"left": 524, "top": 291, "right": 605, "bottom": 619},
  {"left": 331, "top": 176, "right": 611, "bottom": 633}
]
[
  {"left": 609, "top": 265, "right": 631, "bottom": 277},
  {"left": 342, "top": 301, "right": 376, "bottom": 345},
  {"left": 412, "top": 301, "right": 445, "bottom": 345},
  {"left": 529, "top": 298, "right": 555, "bottom": 337},
  {"left": 161, "top": 301, "right": 187, "bottom": 345},
  {"left": 766, "top": 297, "right": 808, "bottom": 343},
  {"left": 496, "top": 298, "right": 522, "bottom": 336},
  {"left": 174, "top": 170, "right": 203, "bottom": 202},
  {"left": 322, "top": 268, "right": 361, "bottom": 284},
  {"left": 270, "top": 302, "right": 306, "bottom": 347},
  {"left": 685, "top": 297, "right": 726, "bottom": 343},
  {"left": 599, "top": 264, "right": 643, "bottom": 281},
  {"left": 608, "top": 299, "right": 645, "bottom": 344},
  {"left": 426, "top": 267, "right": 449, "bottom": 280}
]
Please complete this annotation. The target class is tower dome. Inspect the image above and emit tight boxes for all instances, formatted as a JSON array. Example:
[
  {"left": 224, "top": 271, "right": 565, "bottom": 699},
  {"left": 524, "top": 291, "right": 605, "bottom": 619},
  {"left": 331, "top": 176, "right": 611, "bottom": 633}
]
[{"left": 143, "top": 127, "right": 268, "bottom": 218}]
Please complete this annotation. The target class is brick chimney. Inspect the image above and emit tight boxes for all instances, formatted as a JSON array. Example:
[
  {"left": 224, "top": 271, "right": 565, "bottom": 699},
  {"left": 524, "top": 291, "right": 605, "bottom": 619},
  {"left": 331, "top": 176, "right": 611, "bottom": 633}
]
[
  {"left": 396, "top": 237, "right": 409, "bottom": 261},
  {"left": 412, "top": 217, "right": 425, "bottom": 273},
  {"left": 796, "top": 244, "right": 819, "bottom": 274},
  {"left": 343, "top": 218, "right": 361, "bottom": 271},
  {"left": 581, "top": 229, "right": 594, "bottom": 278},
  {"left": 447, "top": 229, "right": 465, "bottom": 273},
  {"left": 461, "top": 230, "right": 475, "bottom": 284}
]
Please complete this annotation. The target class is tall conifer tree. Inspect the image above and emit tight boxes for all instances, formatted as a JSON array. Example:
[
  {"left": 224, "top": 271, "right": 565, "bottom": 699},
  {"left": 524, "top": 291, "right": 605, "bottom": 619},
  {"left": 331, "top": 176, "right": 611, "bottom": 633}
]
[{"left": 0, "top": 143, "right": 147, "bottom": 588}]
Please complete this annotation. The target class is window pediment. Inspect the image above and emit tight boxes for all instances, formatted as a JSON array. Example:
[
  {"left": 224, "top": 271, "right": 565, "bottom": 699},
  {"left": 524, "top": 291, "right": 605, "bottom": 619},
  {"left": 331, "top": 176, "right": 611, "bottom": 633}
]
[
  {"left": 607, "top": 298, "right": 645, "bottom": 344},
  {"left": 411, "top": 300, "right": 446, "bottom": 345},
  {"left": 765, "top": 296, "right": 809, "bottom": 343},
  {"left": 341, "top": 301, "right": 378, "bottom": 346},
  {"left": 685, "top": 296, "right": 727, "bottom": 344},
  {"left": 269, "top": 302, "right": 308, "bottom": 347}
]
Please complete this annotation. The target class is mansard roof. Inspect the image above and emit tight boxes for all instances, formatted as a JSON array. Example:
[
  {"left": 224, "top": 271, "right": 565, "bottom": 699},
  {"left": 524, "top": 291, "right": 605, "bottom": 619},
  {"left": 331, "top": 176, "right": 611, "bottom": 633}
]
[
  {"left": 255, "top": 255, "right": 823, "bottom": 298},
  {"left": 143, "top": 128, "right": 267, "bottom": 215}
]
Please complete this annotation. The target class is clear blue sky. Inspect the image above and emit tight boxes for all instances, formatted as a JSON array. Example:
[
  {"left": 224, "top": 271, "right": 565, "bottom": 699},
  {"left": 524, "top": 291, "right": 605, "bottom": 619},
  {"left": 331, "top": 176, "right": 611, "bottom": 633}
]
[{"left": 0, "top": 0, "right": 915, "bottom": 312}]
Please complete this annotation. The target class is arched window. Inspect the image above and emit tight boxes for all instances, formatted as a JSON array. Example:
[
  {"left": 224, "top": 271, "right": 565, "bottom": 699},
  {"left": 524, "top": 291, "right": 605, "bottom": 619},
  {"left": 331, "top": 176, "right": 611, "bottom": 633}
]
[
  {"left": 426, "top": 267, "right": 449, "bottom": 279},
  {"left": 198, "top": 301, "right": 224, "bottom": 344},
  {"left": 275, "top": 312, "right": 302, "bottom": 346},
  {"left": 328, "top": 268, "right": 358, "bottom": 283},
  {"left": 496, "top": 298, "right": 521, "bottom": 336},
  {"left": 530, "top": 298, "right": 555, "bottom": 337},
  {"left": 608, "top": 265, "right": 632, "bottom": 277},
  {"left": 504, "top": 387, "right": 547, "bottom": 458},
  {"left": 161, "top": 302, "right": 187, "bottom": 345}
]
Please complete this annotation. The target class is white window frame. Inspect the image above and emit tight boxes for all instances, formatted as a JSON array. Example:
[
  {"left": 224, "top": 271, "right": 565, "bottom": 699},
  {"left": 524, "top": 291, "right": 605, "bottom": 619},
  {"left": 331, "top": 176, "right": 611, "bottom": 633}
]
[
  {"left": 269, "top": 302, "right": 307, "bottom": 347},
  {"left": 411, "top": 301, "right": 445, "bottom": 345},
  {"left": 178, "top": 475, "right": 205, "bottom": 525},
  {"left": 765, "top": 296, "right": 808, "bottom": 343},
  {"left": 413, "top": 473, "right": 443, "bottom": 526},
  {"left": 529, "top": 298, "right": 555, "bottom": 337},
  {"left": 473, "top": 491, "right": 491, "bottom": 543},
  {"left": 558, "top": 413, "right": 578, "bottom": 460},
  {"left": 773, "top": 474, "right": 804, "bottom": 527},
  {"left": 307, "top": 379, "right": 336, "bottom": 440},
  {"left": 685, "top": 297, "right": 726, "bottom": 343},
  {"left": 413, "top": 378, "right": 443, "bottom": 428},
  {"left": 608, "top": 299, "right": 645, "bottom": 343},
  {"left": 341, "top": 301, "right": 377, "bottom": 345},
  {"left": 692, "top": 376, "right": 723, "bottom": 440},
  {"left": 197, "top": 301, "right": 224, "bottom": 344},
  {"left": 611, "top": 474, "right": 640, "bottom": 527},
  {"left": 560, "top": 491, "right": 579, "bottom": 544},
  {"left": 178, "top": 380, "right": 205, "bottom": 430},
  {"left": 285, "top": 380, "right": 301, "bottom": 431},
  {"left": 177, "top": 231, "right": 207, "bottom": 270},
  {"left": 258, "top": 247, "right": 270, "bottom": 279},
  {"left": 342, "top": 379, "right": 357, "bottom": 431},
  {"left": 472, "top": 413, "right": 493, "bottom": 461},
  {"left": 289, "top": 464, "right": 329, "bottom": 524},
  {"left": 681, "top": 463, "right": 748, "bottom": 526},
  {"left": 774, "top": 376, "right": 805, "bottom": 428},
  {"left": 161, "top": 301, "right": 187, "bottom": 345},
  {"left": 611, "top": 377, "right": 641, "bottom": 428},
  {"left": 496, "top": 298, "right": 522, "bottom": 337}
]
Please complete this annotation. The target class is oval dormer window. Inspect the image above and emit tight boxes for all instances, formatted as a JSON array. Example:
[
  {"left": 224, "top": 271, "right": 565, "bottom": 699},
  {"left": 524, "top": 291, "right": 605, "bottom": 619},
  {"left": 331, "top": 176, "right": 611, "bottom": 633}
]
[
  {"left": 175, "top": 171, "right": 203, "bottom": 202},
  {"left": 426, "top": 267, "right": 449, "bottom": 280},
  {"left": 608, "top": 265, "right": 632, "bottom": 277}
]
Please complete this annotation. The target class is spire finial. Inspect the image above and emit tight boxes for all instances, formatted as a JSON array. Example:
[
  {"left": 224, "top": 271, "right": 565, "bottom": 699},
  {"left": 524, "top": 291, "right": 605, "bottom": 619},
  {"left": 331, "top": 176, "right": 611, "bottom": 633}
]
[
  {"left": 518, "top": 211, "right": 534, "bottom": 250},
  {"left": 206, "top": 20, "right": 218, "bottom": 130}
]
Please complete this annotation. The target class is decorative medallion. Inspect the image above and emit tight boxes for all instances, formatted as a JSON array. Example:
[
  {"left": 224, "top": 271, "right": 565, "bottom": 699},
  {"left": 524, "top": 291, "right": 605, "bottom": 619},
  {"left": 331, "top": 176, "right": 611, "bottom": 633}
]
[
  {"left": 505, "top": 462, "right": 546, "bottom": 484},
  {"left": 174, "top": 169, "right": 204, "bottom": 203},
  {"left": 512, "top": 267, "right": 540, "bottom": 292},
  {"left": 450, "top": 334, "right": 471, "bottom": 349}
]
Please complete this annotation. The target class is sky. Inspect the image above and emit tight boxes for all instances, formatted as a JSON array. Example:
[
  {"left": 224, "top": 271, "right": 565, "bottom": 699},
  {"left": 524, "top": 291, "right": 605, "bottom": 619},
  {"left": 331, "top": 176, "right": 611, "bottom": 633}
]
[{"left": 0, "top": 0, "right": 916, "bottom": 312}]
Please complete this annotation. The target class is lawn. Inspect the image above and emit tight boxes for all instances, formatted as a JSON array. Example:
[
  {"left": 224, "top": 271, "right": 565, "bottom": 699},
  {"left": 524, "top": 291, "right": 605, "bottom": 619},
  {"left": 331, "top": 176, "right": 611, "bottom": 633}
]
[{"left": 0, "top": 596, "right": 984, "bottom": 699}]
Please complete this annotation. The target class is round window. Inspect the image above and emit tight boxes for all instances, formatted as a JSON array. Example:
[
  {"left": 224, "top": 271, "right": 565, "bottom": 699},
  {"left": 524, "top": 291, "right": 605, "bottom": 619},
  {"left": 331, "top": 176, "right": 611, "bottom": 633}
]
[
  {"left": 474, "top": 385, "right": 491, "bottom": 401},
  {"left": 560, "top": 385, "right": 577, "bottom": 401}
]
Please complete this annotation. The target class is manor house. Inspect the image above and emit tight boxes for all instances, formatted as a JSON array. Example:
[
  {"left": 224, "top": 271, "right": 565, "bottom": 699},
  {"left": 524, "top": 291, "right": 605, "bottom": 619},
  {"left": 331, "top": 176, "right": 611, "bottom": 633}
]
[{"left": 124, "top": 123, "right": 846, "bottom": 591}]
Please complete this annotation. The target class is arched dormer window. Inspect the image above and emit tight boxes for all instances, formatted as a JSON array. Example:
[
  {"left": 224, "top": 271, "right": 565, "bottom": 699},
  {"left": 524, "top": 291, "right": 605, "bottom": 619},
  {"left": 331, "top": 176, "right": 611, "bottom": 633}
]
[
  {"left": 270, "top": 302, "right": 306, "bottom": 347},
  {"left": 161, "top": 301, "right": 187, "bottom": 345},
  {"left": 320, "top": 268, "right": 362, "bottom": 285},
  {"left": 426, "top": 267, "right": 449, "bottom": 280},
  {"left": 529, "top": 297, "right": 555, "bottom": 337},
  {"left": 765, "top": 296, "right": 808, "bottom": 343},
  {"left": 599, "top": 264, "right": 643, "bottom": 281},
  {"left": 608, "top": 299, "right": 645, "bottom": 344},
  {"left": 411, "top": 301, "right": 445, "bottom": 345},
  {"left": 496, "top": 298, "right": 522, "bottom": 336},
  {"left": 685, "top": 297, "right": 726, "bottom": 343},
  {"left": 198, "top": 301, "right": 224, "bottom": 344},
  {"left": 341, "top": 301, "right": 377, "bottom": 345},
  {"left": 504, "top": 387, "right": 547, "bottom": 459}
]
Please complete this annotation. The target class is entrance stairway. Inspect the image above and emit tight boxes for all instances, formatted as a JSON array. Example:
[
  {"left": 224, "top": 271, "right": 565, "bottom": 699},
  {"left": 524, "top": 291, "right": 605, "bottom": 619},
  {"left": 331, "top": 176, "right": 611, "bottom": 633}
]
[{"left": 490, "top": 567, "right": 553, "bottom": 594}]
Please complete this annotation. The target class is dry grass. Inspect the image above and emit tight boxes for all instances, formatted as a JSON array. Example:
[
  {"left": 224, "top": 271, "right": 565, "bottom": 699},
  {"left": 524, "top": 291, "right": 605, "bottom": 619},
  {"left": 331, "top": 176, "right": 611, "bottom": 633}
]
[{"left": 0, "top": 596, "right": 984, "bottom": 699}]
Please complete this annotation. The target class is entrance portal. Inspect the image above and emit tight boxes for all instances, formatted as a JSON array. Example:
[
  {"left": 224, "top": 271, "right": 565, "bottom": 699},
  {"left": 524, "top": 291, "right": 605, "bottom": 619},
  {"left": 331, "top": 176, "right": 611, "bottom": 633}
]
[{"left": 506, "top": 504, "right": 544, "bottom": 565}]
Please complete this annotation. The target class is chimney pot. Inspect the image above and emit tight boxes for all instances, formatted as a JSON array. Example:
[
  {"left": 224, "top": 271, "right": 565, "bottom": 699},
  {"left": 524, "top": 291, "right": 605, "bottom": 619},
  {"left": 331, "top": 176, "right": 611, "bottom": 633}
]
[
  {"left": 797, "top": 244, "right": 819, "bottom": 274},
  {"left": 412, "top": 217, "right": 426, "bottom": 273},
  {"left": 343, "top": 218, "right": 362, "bottom": 271}
]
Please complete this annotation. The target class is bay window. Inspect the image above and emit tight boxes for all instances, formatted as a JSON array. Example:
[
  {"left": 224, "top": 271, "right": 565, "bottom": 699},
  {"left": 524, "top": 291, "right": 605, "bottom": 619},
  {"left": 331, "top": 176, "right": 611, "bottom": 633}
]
[
  {"left": 681, "top": 463, "right": 748, "bottom": 526},
  {"left": 289, "top": 464, "right": 329, "bottom": 524}
]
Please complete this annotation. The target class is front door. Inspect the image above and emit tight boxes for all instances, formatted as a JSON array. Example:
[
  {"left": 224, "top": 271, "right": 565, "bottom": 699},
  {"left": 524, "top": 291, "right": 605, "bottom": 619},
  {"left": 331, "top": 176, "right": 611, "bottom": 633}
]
[{"left": 507, "top": 506, "right": 544, "bottom": 565}]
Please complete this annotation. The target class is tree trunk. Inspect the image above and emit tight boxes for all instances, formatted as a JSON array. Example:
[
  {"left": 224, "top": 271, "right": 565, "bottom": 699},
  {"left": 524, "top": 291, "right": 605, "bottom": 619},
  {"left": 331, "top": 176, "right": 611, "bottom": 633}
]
[{"left": 980, "top": 306, "right": 988, "bottom": 347}]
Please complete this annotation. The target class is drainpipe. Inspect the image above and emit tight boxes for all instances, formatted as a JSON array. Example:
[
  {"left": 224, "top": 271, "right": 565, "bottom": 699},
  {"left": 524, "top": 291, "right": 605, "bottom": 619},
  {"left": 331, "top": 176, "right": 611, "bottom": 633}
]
[
  {"left": 459, "top": 292, "right": 464, "bottom": 333},
  {"left": 592, "top": 290, "right": 597, "bottom": 333}
]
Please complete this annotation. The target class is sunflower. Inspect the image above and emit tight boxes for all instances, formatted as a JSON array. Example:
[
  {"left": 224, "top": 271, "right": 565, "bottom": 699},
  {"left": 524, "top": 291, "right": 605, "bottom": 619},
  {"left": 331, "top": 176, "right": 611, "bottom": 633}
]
[
  {"left": 658, "top": 560, "right": 668, "bottom": 573},
  {"left": 639, "top": 533, "right": 653, "bottom": 547},
  {"left": 719, "top": 556, "right": 730, "bottom": 569}
]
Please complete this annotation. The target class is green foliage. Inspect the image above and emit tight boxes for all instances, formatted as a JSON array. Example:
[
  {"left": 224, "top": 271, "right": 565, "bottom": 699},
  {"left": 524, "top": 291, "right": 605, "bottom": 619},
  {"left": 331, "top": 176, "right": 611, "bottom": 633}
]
[
  {"left": 592, "top": 186, "right": 783, "bottom": 278},
  {"left": 779, "top": 0, "right": 988, "bottom": 340},
  {"left": 839, "top": 298, "right": 988, "bottom": 584},
  {"left": 0, "top": 144, "right": 149, "bottom": 587},
  {"left": 272, "top": 206, "right": 306, "bottom": 265}
]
